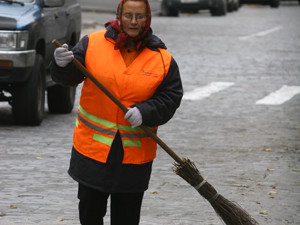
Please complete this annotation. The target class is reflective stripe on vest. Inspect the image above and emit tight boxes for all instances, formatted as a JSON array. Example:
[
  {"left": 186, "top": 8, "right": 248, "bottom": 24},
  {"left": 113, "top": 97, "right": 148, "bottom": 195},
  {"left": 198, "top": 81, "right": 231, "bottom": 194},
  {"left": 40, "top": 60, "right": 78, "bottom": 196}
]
[{"left": 77, "top": 105, "right": 157, "bottom": 148}]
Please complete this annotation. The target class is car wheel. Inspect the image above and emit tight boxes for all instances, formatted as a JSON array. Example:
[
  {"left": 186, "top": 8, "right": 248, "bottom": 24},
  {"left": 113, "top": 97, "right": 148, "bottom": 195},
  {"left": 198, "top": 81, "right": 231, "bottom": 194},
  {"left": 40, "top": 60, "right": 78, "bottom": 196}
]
[
  {"left": 210, "top": 0, "right": 227, "bottom": 16},
  {"left": 47, "top": 85, "right": 76, "bottom": 114},
  {"left": 160, "top": 1, "right": 179, "bottom": 17},
  {"left": 233, "top": 0, "right": 240, "bottom": 11},
  {"left": 270, "top": 0, "right": 279, "bottom": 7},
  {"left": 227, "top": 0, "right": 234, "bottom": 12},
  {"left": 12, "top": 54, "right": 45, "bottom": 125}
]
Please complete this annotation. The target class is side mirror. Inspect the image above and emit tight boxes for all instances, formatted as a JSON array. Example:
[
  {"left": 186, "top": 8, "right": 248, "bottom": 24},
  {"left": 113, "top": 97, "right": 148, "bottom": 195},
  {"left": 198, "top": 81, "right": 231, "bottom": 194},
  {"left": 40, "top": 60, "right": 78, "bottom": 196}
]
[{"left": 43, "top": 0, "right": 65, "bottom": 7}]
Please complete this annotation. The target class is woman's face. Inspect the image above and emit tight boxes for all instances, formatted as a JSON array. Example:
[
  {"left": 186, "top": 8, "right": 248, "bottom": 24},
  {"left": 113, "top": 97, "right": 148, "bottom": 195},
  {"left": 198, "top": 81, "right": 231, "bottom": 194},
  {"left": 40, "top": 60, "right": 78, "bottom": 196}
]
[{"left": 121, "top": 1, "right": 147, "bottom": 38}]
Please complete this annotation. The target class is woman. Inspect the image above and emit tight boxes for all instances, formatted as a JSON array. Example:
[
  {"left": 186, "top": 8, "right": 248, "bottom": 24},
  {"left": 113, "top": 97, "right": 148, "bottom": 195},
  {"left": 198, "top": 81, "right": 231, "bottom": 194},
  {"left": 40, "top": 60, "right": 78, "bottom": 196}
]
[{"left": 50, "top": 0, "right": 183, "bottom": 224}]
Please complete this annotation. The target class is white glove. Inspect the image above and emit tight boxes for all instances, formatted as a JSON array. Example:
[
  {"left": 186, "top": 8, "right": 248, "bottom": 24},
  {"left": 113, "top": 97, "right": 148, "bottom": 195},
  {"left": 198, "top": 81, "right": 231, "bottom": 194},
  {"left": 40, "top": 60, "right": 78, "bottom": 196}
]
[
  {"left": 124, "top": 107, "right": 142, "bottom": 128},
  {"left": 54, "top": 43, "right": 73, "bottom": 67}
]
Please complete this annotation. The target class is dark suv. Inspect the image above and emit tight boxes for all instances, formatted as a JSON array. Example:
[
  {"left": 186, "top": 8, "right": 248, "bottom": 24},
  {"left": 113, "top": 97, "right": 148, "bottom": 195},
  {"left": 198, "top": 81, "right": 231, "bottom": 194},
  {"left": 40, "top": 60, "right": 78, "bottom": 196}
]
[
  {"left": 0, "top": 0, "right": 81, "bottom": 125},
  {"left": 160, "top": 0, "right": 229, "bottom": 16}
]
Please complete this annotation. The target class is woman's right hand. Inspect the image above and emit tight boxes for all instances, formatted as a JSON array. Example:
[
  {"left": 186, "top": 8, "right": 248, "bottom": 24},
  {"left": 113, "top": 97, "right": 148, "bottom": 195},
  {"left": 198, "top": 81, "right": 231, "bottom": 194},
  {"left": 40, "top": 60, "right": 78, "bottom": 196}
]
[{"left": 54, "top": 43, "right": 74, "bottom": 67}]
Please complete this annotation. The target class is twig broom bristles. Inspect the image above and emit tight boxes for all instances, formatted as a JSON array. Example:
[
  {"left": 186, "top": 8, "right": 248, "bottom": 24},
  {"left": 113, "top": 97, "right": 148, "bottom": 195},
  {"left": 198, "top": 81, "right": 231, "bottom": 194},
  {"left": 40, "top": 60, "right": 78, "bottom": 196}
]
[{"left": 175, "top": 158, "right": 258, "bottom": 225}]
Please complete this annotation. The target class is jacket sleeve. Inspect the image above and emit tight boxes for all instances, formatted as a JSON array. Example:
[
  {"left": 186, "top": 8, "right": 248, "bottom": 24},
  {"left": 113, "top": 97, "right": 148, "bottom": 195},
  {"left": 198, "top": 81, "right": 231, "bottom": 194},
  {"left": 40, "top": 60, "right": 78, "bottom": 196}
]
[
  {"left": 135, "top": 57, "right": 183, "bottom": 127},
  {"left": 49, "top": 35, "right": 89, "bottom": 86}
]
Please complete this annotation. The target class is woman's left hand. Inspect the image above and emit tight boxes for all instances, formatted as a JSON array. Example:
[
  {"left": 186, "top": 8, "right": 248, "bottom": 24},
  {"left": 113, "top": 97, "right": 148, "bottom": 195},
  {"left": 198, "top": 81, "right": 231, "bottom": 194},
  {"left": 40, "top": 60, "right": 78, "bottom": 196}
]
[{"left": 124, "top": 107, "right": 142, "bottom": 128}]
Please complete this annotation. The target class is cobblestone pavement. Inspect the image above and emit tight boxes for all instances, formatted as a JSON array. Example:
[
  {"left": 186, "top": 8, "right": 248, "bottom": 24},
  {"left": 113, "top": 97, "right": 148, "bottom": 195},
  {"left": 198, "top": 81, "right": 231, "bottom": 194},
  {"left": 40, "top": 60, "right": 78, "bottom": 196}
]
[{"left": 0, "top": 4, "right": 300, "bottom": 225}]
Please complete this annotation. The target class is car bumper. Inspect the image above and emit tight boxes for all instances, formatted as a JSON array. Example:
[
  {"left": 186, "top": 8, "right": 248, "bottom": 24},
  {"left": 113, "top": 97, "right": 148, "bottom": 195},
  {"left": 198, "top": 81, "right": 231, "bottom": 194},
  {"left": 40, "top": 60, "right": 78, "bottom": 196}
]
[
  {"left": 0, "top": 50, "right": 36, "bottom": 83},
  {"left": 0, "top": 67, "right": 33, "bottom": 83},
  {"left": 0, "top": 49, "right": 36, "bottom": 68}
]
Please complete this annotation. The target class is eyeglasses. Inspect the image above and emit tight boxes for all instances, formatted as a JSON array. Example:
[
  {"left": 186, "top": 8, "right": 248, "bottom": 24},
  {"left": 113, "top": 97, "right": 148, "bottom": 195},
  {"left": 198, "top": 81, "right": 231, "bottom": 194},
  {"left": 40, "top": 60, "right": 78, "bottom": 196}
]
[{"left": 122, "top": 13, "right": 146, "bottom": 22}]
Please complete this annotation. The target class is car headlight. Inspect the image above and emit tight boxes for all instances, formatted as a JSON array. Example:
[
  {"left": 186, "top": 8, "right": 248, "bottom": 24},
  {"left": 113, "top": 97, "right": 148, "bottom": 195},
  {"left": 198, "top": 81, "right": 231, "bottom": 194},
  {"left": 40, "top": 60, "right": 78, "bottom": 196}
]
[{"left": 0, "top": 30, "right": 29, "bottom": 50}]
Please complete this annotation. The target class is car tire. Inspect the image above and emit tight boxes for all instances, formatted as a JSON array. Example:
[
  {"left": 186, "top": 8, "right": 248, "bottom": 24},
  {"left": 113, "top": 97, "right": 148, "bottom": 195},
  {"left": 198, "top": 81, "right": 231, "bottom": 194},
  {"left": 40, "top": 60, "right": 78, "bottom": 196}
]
[
  {"left": 227, "top": 0, "right": 234, "bottom": 12},
  {"left": 270, "top": 0, "right": 279, "bottom": 7},
  {"left": 210, "top": 0, "right": 227, "bottom": 16},
  {"left": 12, "top": 54, "right": 45, "bottom": 125},
  {"left": 160, "top": 1, "right": 179, "bottom": 17},
  {"left": 47, "top": 85, "right": 76, "bottom": 114},
  {"left": 233, "top": 0, "right": 240, "bottom": 11}
]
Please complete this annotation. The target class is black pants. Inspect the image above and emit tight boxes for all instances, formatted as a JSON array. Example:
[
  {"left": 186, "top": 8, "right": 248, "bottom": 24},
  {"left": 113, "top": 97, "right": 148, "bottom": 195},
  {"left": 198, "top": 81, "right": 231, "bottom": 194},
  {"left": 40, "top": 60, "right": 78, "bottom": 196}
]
[{"left": 78, "top": 183, "right": 144, "bottom": 225}]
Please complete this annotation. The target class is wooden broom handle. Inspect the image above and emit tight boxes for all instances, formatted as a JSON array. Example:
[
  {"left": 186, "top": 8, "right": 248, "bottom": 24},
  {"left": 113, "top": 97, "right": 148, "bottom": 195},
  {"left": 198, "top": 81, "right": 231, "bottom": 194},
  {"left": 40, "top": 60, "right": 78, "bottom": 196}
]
[{"left": 52, "top": 40, "right": 184, "bottom": 164}]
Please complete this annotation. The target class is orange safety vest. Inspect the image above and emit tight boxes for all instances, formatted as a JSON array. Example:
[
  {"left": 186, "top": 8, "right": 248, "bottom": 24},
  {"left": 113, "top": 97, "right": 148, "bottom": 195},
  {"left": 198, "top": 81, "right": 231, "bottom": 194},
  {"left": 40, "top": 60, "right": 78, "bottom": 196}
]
[{"left": 73, "top": 30, "right": 172, "bottom": 164}]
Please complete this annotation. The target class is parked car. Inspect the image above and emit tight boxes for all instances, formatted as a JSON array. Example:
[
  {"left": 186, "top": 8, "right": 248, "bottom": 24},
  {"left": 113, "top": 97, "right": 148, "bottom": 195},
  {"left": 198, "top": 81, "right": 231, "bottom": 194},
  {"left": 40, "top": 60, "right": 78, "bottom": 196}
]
[
  {"left": 0, "top": 0, "right": 81, "bottom": 125},
  {"left": 160, "top": 0, "right": 228, "bottom": 16},
  {"left": 240, "top": 0, "right": 280, "bottom": 7}
]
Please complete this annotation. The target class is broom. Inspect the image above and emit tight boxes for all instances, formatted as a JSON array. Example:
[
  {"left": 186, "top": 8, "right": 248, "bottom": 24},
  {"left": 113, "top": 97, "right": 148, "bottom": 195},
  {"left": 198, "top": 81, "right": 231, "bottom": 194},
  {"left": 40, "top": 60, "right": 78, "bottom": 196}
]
[{"left": 52, "top": 40, "right": 259, "bottom": 225}]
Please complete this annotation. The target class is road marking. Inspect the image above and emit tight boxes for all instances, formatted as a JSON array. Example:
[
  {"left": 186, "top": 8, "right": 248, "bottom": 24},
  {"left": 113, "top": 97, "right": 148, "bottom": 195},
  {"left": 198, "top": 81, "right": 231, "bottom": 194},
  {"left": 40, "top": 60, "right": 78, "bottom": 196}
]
[
  {"left": 256, "top": 85, "right": 300, "bottom": 105},
  {"left": 183, "top": 82, "right": 235, "bottom": 101},
  {"left": 238, "top": 26, "right": 282, "bottom": 41}
]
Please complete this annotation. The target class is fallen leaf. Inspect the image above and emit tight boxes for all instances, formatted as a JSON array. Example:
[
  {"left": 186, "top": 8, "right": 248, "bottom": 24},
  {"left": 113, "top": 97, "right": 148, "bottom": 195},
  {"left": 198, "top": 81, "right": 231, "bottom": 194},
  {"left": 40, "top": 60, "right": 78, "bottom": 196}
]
[
  {"left": 10, "top": 205, "right": 17, "bottom": 209},
  {"left": 255, "top": 201, "right": 261, "bottom": 204},
  {"left": 261, "top": 148, "right": 272, "bottom": 152},
  {"left": 267, "top": 168, "right": 274, "bottom": 171},
  {"left": 151, "top": 191, "right": 158, "bottom": 194},
  {"left": 35, "top": 157, "right": 43, "bottom": 160},
  {"left": 259, "top": 210, "right": 268, "bottom": 215},
  {"left": 292, "top": 168, "right": 300, "bottom": 172},
  {"left": 57, "top": 218, "right": 64, "bottom": 221},
  {"left": 268, "top": 191, "right": 277, "bottom": 195}
]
